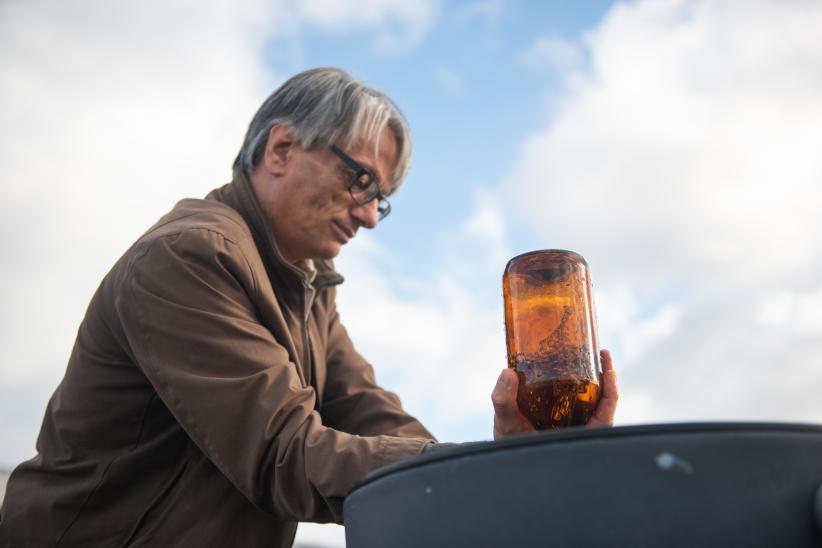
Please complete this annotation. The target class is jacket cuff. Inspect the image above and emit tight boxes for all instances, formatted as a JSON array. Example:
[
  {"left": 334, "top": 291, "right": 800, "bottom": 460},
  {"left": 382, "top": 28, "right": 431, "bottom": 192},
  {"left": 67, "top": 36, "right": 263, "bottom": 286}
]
[
  {"left": 378, "top": 436, "right": 434, "bottom": 468},
  {"left": 420, "top": 441, "right": 460, "bottom": 455}
]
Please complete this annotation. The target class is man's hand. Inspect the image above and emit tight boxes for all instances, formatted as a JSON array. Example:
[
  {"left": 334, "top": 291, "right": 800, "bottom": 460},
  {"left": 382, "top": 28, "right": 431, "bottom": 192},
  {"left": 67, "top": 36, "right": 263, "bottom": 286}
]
[
  {"left": 492, "top": 349, "right": 619, "bottom": 440},
  {"left": 491, "top": 367, "right": 536, "bottom": 440},
  {"left": 586, "top": 349, "right": 619, "bottom": 427}
]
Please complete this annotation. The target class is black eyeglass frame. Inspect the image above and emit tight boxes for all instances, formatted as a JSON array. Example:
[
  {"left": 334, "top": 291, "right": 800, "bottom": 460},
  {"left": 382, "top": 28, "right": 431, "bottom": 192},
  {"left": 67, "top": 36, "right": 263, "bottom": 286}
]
[{"left": 329, "top": 145, "right": 391, "bottom": 221}]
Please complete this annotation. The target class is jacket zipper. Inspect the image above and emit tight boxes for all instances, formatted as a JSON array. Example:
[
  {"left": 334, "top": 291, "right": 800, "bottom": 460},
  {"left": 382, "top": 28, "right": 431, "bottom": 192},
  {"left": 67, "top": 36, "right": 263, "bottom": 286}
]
[{"left": 302, "top": 281, "right": 317, "bottom": 408}]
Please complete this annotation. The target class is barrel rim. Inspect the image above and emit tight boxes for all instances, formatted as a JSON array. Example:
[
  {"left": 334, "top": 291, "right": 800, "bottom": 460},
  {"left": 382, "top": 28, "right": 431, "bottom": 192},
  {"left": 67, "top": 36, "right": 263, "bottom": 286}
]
[{"left": 350, "top": 421, "right": 822, "bottom": 494}]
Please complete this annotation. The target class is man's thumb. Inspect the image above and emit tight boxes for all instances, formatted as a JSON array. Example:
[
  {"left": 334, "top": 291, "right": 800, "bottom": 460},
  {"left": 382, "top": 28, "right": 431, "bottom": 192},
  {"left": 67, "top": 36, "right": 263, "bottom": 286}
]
[{"left": 491, "top": 369, "right": 518, "bottom": 416}]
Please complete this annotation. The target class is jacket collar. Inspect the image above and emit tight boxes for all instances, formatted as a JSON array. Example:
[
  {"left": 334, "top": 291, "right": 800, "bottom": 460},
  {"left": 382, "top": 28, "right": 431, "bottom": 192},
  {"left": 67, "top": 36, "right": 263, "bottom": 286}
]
[{"left": 207, "top": 169, "right": 345, "bottom": 292}]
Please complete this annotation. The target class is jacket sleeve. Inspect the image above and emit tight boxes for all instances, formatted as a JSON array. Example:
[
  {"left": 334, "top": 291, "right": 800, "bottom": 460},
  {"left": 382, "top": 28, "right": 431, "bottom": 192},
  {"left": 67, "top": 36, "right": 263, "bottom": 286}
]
[
  {"left": 320, "top": 291, "right": 436, "bottom": 441},
  {"left": 115, "top": 227, "right": 432, "bottom": 524}
]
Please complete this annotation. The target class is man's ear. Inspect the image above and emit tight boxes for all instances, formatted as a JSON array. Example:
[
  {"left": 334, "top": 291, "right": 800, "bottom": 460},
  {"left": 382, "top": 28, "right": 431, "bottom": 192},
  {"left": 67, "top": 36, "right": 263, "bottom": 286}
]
[{"left": 261, "top": 124, "right": 296, "bottom": 176}]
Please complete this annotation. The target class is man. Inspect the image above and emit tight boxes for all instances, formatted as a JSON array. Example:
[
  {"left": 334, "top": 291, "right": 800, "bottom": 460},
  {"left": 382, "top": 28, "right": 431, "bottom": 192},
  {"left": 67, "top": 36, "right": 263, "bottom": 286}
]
[{"left": 0, "top": 68, "right": 617, "bottom": 547}]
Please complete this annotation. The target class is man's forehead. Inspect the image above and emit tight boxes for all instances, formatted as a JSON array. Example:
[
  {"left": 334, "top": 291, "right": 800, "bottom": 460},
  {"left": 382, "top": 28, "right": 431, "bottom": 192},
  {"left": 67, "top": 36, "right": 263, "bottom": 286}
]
[{"left": 343, "top": 133, "right": 398, "bottom": 192}]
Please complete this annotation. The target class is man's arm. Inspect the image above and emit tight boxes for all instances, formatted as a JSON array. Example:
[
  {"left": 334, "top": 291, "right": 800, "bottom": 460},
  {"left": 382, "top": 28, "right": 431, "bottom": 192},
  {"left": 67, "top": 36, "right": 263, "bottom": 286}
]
[
  {"left": 116, "top": 228, "right": 431, "bottom": 523},
  {"left": 319, "top": 291, "right": 436, "bottom": 440}
]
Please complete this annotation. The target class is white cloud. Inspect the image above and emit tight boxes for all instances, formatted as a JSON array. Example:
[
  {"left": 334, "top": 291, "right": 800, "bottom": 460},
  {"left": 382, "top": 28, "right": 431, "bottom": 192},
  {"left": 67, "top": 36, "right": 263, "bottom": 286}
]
[
  {"left": 505, "top": 0, "right": 822, "bottom": 424},
  {"left": 597, "top": 285, "right": 682, "bottom": 364},
  {"left": 518, "top": 36, "right": 584, "bottom": 73},
  {"left": 756, "top": 286, "right": 822, "bottom": 337},
  {"left": 294, "top": 0, "right": 439, "bottom": 54},
  {"left": 0, "top": 0, "right": 280, "bottom": 394},
  {"left": 294, "top": 522, "right": 347, "bottom": 547},
  {"left": 454, "top": 0, "right": 503, "bottom": 23},
  {"left": 335, "top": 189, "right": 511, "bottom": 442}
]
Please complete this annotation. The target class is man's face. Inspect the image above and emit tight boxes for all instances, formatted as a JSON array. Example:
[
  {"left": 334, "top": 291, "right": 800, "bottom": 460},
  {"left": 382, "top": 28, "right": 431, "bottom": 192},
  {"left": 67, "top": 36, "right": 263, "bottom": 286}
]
[{"left": 255, "top": 125, "right": 398, "bottom": 264}]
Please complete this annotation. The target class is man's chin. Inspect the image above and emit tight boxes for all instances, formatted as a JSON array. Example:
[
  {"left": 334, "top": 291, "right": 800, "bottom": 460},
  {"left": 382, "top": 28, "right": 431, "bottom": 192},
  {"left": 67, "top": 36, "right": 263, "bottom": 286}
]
[{"left": 313, "top": 243, "right": 342, "bottom": 261}]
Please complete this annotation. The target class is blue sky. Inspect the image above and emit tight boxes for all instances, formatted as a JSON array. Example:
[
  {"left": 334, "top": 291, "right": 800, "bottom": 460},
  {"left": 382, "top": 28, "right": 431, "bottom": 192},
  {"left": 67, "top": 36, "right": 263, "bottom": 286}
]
[
  {"left": 268, "top": 0, "right": 615, "bottom": 278},
  {"left": 2, "top": 1, "right": 822, "bottom": 545}
]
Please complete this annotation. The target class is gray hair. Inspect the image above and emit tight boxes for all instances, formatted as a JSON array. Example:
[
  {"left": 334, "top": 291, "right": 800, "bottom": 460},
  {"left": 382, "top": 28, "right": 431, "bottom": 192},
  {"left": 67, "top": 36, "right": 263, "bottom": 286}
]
[{"left": 234, "top": 68, "right": 412, "bottom": 191}]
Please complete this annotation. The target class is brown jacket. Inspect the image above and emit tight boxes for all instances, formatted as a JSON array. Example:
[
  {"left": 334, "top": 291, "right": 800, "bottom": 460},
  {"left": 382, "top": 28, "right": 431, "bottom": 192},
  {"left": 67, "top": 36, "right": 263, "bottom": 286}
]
[{"left": 0, "top": 172, "right": 435, "bottom": 547}]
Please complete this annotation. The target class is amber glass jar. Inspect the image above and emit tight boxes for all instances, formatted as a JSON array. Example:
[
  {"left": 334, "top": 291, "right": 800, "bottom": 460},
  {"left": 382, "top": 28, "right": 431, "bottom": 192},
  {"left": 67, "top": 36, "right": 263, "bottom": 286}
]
[{"left": 503, "top": 250, "right": 602, "bottom": 429}]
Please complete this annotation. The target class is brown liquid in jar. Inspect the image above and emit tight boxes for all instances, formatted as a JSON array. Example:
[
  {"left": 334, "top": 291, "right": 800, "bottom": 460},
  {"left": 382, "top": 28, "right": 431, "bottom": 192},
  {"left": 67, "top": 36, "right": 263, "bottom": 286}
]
[{"left": 503, "top": 250, "right": 602, "bottom": 430}]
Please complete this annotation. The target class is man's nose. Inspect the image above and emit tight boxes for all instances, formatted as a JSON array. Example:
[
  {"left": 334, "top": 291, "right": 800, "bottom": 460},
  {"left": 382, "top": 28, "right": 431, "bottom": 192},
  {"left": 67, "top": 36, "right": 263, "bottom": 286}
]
[{"left": 350, "top": 199, "right": 380, "bottom": 229}]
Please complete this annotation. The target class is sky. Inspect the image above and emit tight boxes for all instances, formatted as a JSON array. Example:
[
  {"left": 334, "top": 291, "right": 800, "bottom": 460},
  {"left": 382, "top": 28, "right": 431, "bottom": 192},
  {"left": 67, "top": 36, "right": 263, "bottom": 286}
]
[{"left": 2, "top": 0, "right": 822, "bottom": 545}]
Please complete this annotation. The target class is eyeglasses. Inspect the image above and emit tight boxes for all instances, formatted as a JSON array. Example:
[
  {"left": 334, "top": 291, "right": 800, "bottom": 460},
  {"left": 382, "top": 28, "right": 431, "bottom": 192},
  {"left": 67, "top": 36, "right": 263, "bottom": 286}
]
[{"left": 329, "top": 145, "right": 391, "bottom": 221}]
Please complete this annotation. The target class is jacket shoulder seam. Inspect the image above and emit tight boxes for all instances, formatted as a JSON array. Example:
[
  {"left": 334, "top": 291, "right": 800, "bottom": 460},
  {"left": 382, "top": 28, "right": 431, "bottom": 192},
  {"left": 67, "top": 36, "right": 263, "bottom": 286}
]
[{"left": 144, "top": 203, "right": 253, "bottom": 244}]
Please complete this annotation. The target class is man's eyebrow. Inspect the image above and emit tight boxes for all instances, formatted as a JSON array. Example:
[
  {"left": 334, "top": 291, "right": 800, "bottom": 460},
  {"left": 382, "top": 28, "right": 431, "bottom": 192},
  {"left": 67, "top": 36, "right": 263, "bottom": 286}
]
[
  {"left": 341, "top": 150, "right": 394, "bottom": 194},
  {"left": 356, "top": 157, "right": 379, "bottom": 178},
  {"left": 351, "top": 156, "right": 389, "bottom": 188}
]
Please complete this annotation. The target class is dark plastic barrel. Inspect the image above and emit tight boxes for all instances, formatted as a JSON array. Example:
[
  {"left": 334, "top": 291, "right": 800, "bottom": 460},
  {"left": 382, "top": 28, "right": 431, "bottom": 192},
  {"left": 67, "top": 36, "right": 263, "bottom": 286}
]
[{"left": 345, "top": 423, "right": 822, "bottom": 547}]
